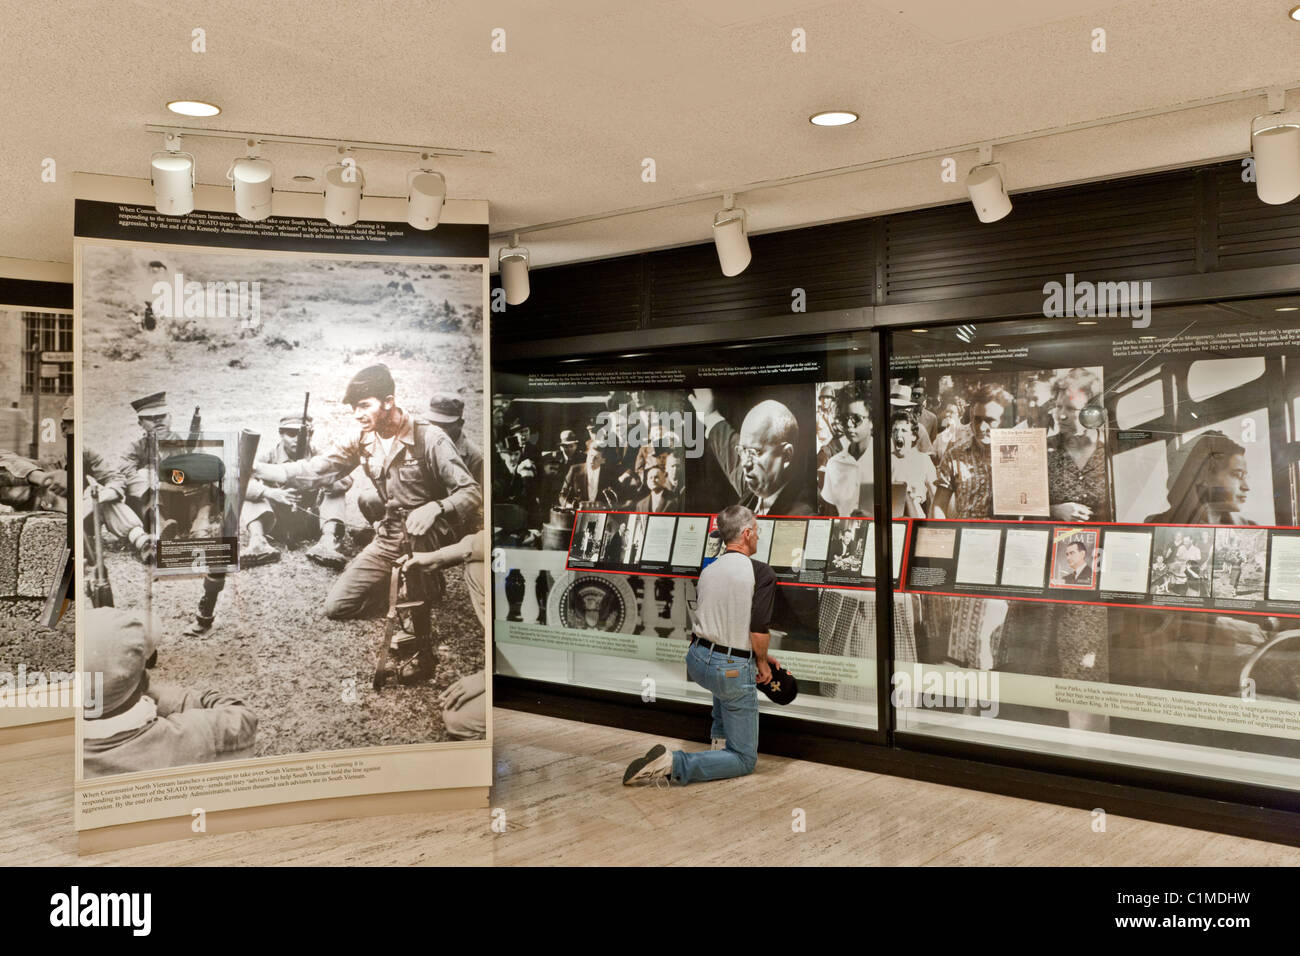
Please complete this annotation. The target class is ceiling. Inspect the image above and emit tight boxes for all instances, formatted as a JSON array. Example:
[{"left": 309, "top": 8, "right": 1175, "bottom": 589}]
[{"left": 2, "top": 0, "right": 1299, "bottom": 271}]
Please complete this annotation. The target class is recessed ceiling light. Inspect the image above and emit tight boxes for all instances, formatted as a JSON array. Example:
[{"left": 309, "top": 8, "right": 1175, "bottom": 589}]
[
  {"left": 984, "top": 342, "right": 1001, "bottom": 347},
  {"left": 292, "top": 174, "right": 316, "bottom": 183},
  {"left": 1276, "top": 305, "right": 1299, "bottom": 312},
  {"left": 911, "top": 328, "right": 928, "bottom": 332},
  {"left": 167, "top": 100, "right": 221, "bottom": 117},
  {"left": 1290, "top": 5, "right": 1300, "bottom": 21},
  {"left": 1076, "top": 320, "right": 1098, "bottom": 325},
  {"left": 1139, "top": 335, "right": 1157, "bottom": 340},
  {"left": 810, "top": 110, "right": 858, "bottom": 127}
]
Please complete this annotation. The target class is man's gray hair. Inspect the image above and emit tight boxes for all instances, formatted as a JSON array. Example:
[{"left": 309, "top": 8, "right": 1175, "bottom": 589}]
[{"left": 716, "top": 504, "right": 756, "bottom": 544}]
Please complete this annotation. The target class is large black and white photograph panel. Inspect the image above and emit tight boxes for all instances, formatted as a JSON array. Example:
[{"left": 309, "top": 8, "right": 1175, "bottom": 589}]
[
  {"left": 78, "top": 243, "right": 486, "bottom": 777},
  {"left": 0, "top": 303, "right": 75, "bottom": 679}
]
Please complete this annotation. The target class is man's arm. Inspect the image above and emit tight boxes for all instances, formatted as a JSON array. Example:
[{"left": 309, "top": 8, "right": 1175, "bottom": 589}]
[
  {"left": 147, "top": 680, "right": 259, "bottom": 757},
  {"left": 750, "top": 561, "right": 778, "bottom": 682},
  {"left": 263, "top": 435, "right": 360, "bottom": 486},
  {"left": 690, "top": 389, "right": 745, "bottom": 496},
  {"left": 427, "top": 431, "right": 482, "bottom": 528},
  {"left": 243, "top": 446, "right": 277, "bottom": 502},
  {"left": 706, "top": 417, "right": 746, "bottom": 496},
  {"left": 928, "top": 450, "right": 957, "bottom": 519}
]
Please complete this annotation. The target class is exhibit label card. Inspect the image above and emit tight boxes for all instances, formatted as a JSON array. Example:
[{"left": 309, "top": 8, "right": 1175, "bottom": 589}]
[
  {"left": 1000, "top": 528, "right": 1049, "bottom": 589},
  {"left": 1099, "top": 530, "right": 1153, "bottom": 594},
  {"left": 861, "top": 522, "right": 908, "bottom": 581},
  {"left": 769, "top": 520, "right": 809, "bottom": 571},
  {"left": 1267, "top": 533, "right": 1300, "bottom": 602},
  {"left": 891, "top": 521, "right": 907, "bottom": 580},
  {"left": 669, "top": 515, "right": 709, "bottom": 569},
  {"left": 753, "top": 518, "right": 775, "bottom": 564},
  {"left": 802, "top": 518, "right": 832, "bottom": 564},
  {"left": 638, "top": 515, "right": 677, "bottom": 564},
  {"left": 990, "top": 427, "right": 1050, "bottom": 517},
  {"left": 914, "top": 525, "right": 956, "bottom": 559},
  {"left": 955, "top": 527, "right": 1002, "bottom": 585},
  {"left": 861, "top": 522, "right": 876, "bottom": 578}
]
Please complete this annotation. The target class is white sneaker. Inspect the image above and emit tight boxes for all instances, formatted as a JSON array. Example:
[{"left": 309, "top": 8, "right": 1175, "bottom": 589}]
[
  {"left": 623, "top": 744, "right": 673, "bottom": 785},
  {"left": 710, "top": 737, "right": 727, "bottom": 751}
]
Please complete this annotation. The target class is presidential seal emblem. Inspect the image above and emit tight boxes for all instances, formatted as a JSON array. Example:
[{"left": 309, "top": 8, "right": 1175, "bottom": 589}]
[{"left": 546, "top": 571, "right": 637, "bottom": 633}]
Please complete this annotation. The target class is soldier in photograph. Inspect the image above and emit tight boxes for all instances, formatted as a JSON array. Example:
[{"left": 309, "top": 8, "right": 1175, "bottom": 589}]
[
  {"left": 252, "top": 364, "right": 481, "bottom": 684},
  {"left": 111, "top": 391, "right": 181, "bottom": 531},
  {"left": 241, "top": 414, "right": 351, "bottom": 569},
  {"left": 426, "top": 392, "right": 482, "bottom": 483}
]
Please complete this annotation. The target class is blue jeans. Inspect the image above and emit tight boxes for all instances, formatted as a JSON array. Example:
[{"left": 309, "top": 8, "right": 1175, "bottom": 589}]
[{"left": 671, "top": 641, "right": 759, "bottom": 784}]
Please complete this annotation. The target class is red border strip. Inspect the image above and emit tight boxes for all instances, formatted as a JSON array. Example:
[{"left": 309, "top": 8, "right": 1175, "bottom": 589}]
[{"left": 560, "top": 509, "right": 895, "bottom": 590}]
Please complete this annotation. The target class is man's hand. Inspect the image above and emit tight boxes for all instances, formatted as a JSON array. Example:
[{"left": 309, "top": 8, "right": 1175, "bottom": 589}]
[
  {"left": 1050, "top": 501, "right": 1092, "bottom": 522},
  {"left": 97, "top": 484, "right": 121, "bottom": 503},
  {"left": 26, "top": 469, "right": 53, "bottom": 489},
  {"left": 265, "top": 487, "right": 301, "bottom": 508},
  {"left": 439, "top": 672, "right": 486, "bottom": 711},
  {"left": 755, "top": 658, "right": 773, "bottom": 685},
  {"left": 397, "top": 544, "right": 461, "bottom": 572},
  {"left": 687, "top": 388, "right": 716, "bottom": 418},
  {"left": 405, "top": 500, "right": 443, "bottom": 537}
]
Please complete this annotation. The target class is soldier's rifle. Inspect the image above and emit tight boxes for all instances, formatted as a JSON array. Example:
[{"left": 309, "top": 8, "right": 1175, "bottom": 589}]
[{"left": 85, "top": 477, "right": 114, "bottom": 608}]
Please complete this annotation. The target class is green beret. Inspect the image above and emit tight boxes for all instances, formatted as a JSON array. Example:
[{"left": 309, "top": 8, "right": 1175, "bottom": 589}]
[
  {"left": 158, "top": 452, "right": 225, "bottom": 487},
  {"left": 343, "top": 364, "right": 395, "bottom": 406}
]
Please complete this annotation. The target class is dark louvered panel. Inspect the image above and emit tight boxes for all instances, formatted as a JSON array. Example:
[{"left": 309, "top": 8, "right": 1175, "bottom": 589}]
[
  {"left": 884, "top": 171, "right": 1200, "bottom": 303},
  {"left": 646, "top": 218, "right": 872, "bottom": 328},
  {"left": 1214, "top": 162, "right": 1300, "bottom": 270},
  {"left": 490, "top": 254, "right": 642, "bottom": 343}
]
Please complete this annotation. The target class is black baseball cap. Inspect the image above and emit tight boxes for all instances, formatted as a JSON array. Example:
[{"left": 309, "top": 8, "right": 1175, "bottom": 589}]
[{"left": 757, "top": 662, "right": 798, "bottom": 705}]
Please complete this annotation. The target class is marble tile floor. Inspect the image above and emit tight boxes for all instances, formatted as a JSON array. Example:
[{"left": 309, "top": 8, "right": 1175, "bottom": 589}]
[{"left": 4, "top": 709, "right": 1298, "bottom": 866}]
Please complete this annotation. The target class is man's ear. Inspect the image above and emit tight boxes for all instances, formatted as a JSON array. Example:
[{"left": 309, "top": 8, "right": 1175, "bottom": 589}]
[{"left": 779, "top": 442, "right": 795, "bottom": 470}]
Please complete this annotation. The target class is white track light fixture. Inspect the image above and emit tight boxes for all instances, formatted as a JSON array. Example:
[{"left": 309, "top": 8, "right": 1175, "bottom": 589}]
[
  {"left": 407, "top": 167, "right": 446, "bottom": 230},
  {"left": 1251, "top": 93, "right": 1300, "bottom": 206},
  {"left": 499, "top": 235, "right": 530, "bottom": 305},
  {"left": 150, "top": 135, "right": 195, "bottom": 216},
  {"left": 323, "top": 159, "right": 365, "bottom": 226},
  {"left": 228, "top": 154, "right": 274, "bottom": 221},
  {"left": 966, "top": 147, "right": 1012, "bottom": 223},
  {"left": 712, "top": 196, "right": 752, "bottom": 276}
]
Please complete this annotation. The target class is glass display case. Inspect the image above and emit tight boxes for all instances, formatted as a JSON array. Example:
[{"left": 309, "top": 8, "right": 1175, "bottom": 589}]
[
  {"left": 490, "top": 332, "right": 882, "bottom": 730},
  {"left": 889, "top": 296, "right": 1300, "bottom": 791}
]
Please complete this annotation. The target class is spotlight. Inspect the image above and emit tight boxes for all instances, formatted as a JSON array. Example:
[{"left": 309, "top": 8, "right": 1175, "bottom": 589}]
[
  {"left": 809, "top": 110, "right": 858, "bottom": 127},
  {"left": 407, "top": 169, "right": 446, "bottom": 230},
  {"left": 966, "top": 162, "right": 1012, "bottom": 223},
  {"left": 166, "top": 100, "right": 221, "bottom": 117},
  {"left": 323, "top": 160, "right": 364, "bottom": 226},
  {"left": 1251, "top": 118, "right": 1300, "bottom": 205},
  {"left": 499, "top": 236, "right": 530, "bottom": 305},
  {"left": 228, "top": 156, "right": 274, "bottom": 221},
  {"left": 150, "top": 140, "right": 195, "bottom": 216},
  {"left": 712, "top": 201, "right": 751, "bottom": 276}
]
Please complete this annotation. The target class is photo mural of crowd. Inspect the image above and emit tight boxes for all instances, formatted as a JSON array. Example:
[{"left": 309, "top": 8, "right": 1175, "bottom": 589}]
[{"left": 494, "top": 353, "right": 1300, "bottom": 742}]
